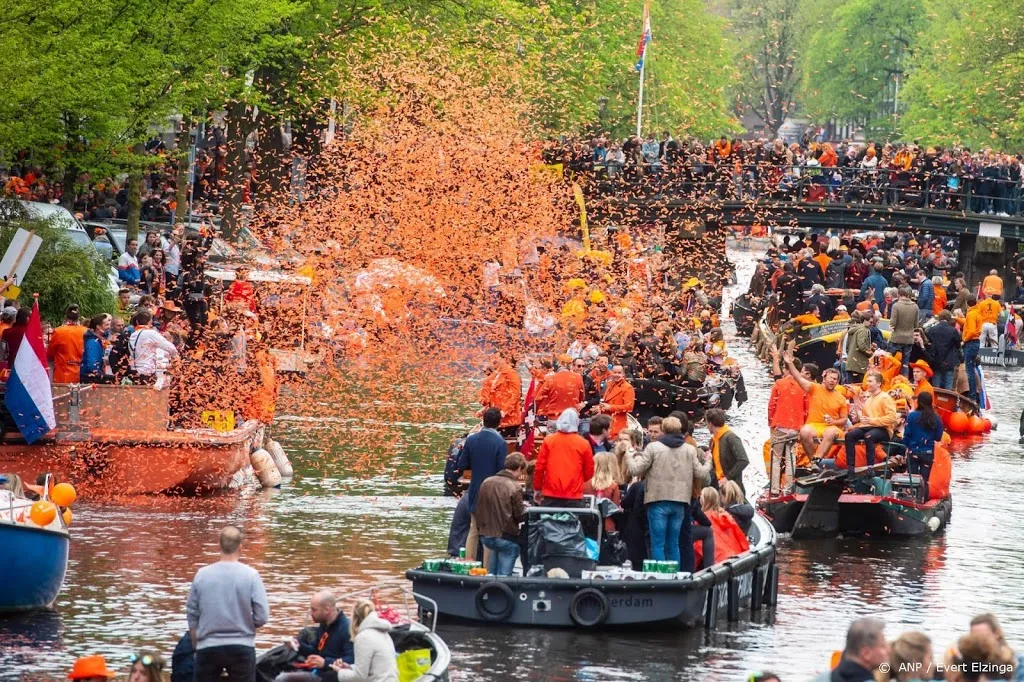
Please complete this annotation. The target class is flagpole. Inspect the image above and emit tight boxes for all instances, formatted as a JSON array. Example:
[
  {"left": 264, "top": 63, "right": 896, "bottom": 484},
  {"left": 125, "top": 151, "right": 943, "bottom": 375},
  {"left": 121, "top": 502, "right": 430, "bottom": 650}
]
[{"left": 636, "top": 49, "right": 646, "bottom": 137}]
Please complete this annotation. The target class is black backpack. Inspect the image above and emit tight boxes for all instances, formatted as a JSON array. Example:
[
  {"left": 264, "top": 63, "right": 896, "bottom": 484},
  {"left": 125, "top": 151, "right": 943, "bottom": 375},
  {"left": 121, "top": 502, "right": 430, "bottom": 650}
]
[{"left": 107, "top": 329, "right": 132, "bottom": 379}]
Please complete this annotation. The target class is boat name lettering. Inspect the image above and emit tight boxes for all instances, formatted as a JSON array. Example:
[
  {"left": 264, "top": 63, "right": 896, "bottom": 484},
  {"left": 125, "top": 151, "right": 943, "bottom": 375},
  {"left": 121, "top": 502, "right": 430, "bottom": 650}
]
[{"left": 607, "top": 596, "right": 654, "bottom": 609}]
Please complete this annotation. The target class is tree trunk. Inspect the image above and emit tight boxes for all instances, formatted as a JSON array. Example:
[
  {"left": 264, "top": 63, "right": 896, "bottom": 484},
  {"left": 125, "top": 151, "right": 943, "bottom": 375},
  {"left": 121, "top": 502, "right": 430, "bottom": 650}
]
[
  {"left": 125, "top": 143, "right": 146, "bottom": 243},
  {"left": 220, "top": 99, "right": 250, "bottom": 241},
  {"left": 253, "top": 110, "right": 289, "bottom": 204},
  {"left": 174, "top": 116, "right": 192, "bottom": 223},
  {"left": 60, "top": 166, "right": 77, "bottom": 211}
]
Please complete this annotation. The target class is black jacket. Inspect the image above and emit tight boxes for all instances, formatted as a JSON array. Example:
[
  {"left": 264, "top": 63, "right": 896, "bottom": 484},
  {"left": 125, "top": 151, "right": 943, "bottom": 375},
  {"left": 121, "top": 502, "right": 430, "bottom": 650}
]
[
  {"left": 927, "top": 320, "right": 963, "bottom": 372},
  {"left": 621, "top": 481, "right": 647, "bottom": 567},
  {"left": 297, "top": 612, "right": 355, "bottom": 673}
]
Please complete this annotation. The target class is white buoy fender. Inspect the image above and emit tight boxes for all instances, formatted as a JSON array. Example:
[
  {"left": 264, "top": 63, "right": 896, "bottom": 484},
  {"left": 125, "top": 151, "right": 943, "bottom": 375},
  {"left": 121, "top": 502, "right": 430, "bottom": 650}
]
[
  {"left": 250, "top": 449, "right": 282, "bottom": 488},
  {"left": 267, "top": 440, "right": 294, "bottom": 477}
]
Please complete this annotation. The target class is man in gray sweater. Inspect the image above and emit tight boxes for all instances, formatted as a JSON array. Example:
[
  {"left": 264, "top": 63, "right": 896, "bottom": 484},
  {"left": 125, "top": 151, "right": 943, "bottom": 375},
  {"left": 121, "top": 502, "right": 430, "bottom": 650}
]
[
  {"left": 186, "top": 525, "right": 269, "bottom": 682},
  {"left": 889, "top": 285, "right": 920, "bottom": 377}
]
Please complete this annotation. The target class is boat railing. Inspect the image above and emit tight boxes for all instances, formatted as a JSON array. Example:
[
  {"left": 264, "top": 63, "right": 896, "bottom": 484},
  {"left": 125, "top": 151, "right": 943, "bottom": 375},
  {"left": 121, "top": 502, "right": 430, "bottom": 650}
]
[{"left": 337, "top": 580, "right": 439, "bottom": 632}]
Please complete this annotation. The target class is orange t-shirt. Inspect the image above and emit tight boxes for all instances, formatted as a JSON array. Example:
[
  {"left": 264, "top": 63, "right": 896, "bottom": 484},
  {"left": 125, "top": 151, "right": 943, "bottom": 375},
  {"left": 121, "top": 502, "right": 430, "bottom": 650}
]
[
  {"left": 807, "top": 383, "right": 849, "bottom": 424},
  {"left": 47, "top": 324, "right": 85, "bottom": 383},
  {"left": 813, "top": 254, "right": 832, "bottom": 277},
  {"left": 933, "top": 287, "right": 947, "bottom": 315}
]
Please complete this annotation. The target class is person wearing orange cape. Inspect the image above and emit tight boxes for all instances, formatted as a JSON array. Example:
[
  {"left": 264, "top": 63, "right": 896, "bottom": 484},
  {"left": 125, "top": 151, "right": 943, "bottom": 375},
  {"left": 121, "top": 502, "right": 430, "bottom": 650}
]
[
  {"left": 479, "top": 355, "right": 523, "bottom": 439},
  {"left": 598, "top": 365, "right": 635, "bottom": 439}
]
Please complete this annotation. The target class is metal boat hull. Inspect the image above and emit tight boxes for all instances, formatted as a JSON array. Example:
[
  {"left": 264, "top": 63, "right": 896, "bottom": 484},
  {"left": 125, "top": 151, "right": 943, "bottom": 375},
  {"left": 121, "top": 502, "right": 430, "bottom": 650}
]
[{"left": 0, "top": 523, "right": 69, "bottom": 611}]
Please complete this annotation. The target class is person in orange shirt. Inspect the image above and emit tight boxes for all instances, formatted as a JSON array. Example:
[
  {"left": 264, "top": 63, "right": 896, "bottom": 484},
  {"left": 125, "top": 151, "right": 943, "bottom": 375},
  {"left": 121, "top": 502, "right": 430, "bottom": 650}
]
[
  {"left": 534, "top": 360, "right": 585, "bottom": 420},
  {"left": 982, "top": 269, "right": 1004, "bottom": 298},
  {"left": 0, "top": 306, "right": 15, "bottom": 338},
  {"left": 783, "top": 353, "right": 849, "bottom": 462},
  {"left": 813, "top": 247, "right": 832, "bottom": 278},
  {"left": 767, "top": 349, "right": 809, "bottom": 494},
  {"left": 961, "top": 294, "right": 984, "bottom": 403},
  {"left": 598, "top": 365, "right": 635, "bottom": 438},
  {"left": 479, "top": 354, "right": 523, "bottom": 438},
  {"left": 909, "top": 360, "right": 934, "bottom": 407},
  {"left": 47, "top": 304, "right": 86, "bottom": 384},
  {"left": 932, "top": 276, "right": 947, "bottom": 315}
]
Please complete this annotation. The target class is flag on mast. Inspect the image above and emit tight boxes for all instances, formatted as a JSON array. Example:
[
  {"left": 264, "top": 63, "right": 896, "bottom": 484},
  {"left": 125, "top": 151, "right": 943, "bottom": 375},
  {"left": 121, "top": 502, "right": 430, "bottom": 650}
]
[{"left": 635, "top": 1, "right": 652, "bottom": 72}]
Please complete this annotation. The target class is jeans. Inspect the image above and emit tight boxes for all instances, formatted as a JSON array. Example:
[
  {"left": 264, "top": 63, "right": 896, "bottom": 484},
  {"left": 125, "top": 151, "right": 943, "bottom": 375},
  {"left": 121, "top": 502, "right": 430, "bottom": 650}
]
[
  {"left": 481, "top": 536, "right": 520, "bottom": 576},
  {"left": 964, "top": 340, "right": 981, "bottom": 401},
  {"left": 195, "top": 645, "right": 255, "bottom": 682},
  {"left": 647, "top": 500, "right": 688, "bottom": 564},
  {"left": 933, "top": 369, "right": 955, "bottom": 391},
  {"left": 891, "top": 343, "right": 913, "bottom": 376},
  {"left": 908, "top": 451, "right": 934, "bottom": 502},
  {"left": 843, "top": 426, "right": 889, "bottom": 476}
]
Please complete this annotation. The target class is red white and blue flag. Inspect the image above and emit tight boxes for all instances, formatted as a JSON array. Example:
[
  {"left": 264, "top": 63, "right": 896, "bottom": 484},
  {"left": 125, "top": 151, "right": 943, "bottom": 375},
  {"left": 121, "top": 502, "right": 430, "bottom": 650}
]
[
  {"left": 5, "top": 301, "right": 55, "bottom": 444},
  {"left": 635, "top": 1, "right": 652, "bottom": 72}
]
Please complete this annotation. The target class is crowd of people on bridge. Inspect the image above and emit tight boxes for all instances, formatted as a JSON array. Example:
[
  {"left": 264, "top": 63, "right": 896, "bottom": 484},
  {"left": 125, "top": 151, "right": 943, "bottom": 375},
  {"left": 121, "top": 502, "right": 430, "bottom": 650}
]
[{"left": 545, "top": 133, "right": 1024, "bottom": 216}]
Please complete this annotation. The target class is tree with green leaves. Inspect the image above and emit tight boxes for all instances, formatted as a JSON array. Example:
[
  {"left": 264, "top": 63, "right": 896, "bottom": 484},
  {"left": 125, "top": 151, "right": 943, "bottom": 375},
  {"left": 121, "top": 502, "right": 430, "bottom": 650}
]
[{"left": 798, "top": 0, "right": 925, "bottom": 136}]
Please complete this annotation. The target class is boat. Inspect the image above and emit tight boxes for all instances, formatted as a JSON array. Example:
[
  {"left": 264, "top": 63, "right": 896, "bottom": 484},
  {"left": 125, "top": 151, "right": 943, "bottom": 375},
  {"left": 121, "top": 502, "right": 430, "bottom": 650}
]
[
  {"left": 256, "top": 583, "right": 450, "bottom": 682},
  {"left": 730, "top": 292, "right": 764, "bottom": 336},
  {"left": 978, "top": 345, "right": 1024, "bottom": 369},
  {"left": 788, "top": 318, "right": 892, "bottom": 371},
  {"left": 0, "top": 490, "right": 70, "bottom": 611},
  {"left": 0, "top": 384, "right": 266, "bottom": 495},
  {"left": 631, "top": 372, "right": 738, "bottom": 425},
  {"left": 406, "top": 505, "right": 778, "bottom": 629},
  {"left": 757, "top": 461, "right": 953, "bottom": 538},
  {"left": 933, "top": 388, "right": 980, "bottom": 419}
]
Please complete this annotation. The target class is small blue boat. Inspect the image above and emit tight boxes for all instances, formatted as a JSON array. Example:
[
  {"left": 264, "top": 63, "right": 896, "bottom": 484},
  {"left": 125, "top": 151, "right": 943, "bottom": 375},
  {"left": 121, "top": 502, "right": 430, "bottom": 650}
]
[{"left": 0, "top": 517, "right": 70, "bottom": 611}]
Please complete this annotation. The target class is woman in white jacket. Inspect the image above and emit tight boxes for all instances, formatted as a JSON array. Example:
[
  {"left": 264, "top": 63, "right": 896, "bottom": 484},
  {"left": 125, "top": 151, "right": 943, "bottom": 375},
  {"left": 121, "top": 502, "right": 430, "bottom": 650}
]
[{"left": 331, "top": 600, "right": 399, "bottom": 682}]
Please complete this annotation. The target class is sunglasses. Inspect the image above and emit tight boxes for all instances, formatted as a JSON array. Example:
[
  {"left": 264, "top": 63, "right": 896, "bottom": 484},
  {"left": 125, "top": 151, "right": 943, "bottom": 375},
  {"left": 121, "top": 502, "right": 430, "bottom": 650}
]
[{"left": 130, "top": 654, "right": 162, "bottom": 669}]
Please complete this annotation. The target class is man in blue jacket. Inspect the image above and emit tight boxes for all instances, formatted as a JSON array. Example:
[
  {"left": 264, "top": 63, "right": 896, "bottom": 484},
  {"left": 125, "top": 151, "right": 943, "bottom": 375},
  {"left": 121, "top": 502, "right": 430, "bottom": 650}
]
[
  {"left": 454, "top": 407, "right": 508, "bottom": 562},
  {"left": 275, "top": 590, "right": 354, "bottom": 681},
  {"left": 860, "top": 260, "right": 888, "bottom": 310},
  {"left": 914, "top": 270, "right": 935, "bottom": 322}
]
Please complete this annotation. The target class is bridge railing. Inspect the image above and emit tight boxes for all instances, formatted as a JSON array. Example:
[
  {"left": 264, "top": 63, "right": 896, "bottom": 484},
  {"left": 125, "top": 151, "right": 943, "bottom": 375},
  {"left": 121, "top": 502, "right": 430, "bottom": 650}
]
[{"left": 570, "top": 161, "right": 1024, "bottom": 218}]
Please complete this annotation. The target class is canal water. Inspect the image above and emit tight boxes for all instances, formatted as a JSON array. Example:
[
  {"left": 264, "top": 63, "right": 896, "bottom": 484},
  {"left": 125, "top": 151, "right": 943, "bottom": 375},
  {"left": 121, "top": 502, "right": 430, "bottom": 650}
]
[{"left": 3, "top": 248, "right": 1023, "bottom": 681}]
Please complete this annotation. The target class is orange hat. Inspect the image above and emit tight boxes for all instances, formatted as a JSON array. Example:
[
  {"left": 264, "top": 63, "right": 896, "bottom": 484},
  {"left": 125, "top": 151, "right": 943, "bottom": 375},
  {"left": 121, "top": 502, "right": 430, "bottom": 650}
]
[
  {"left": 69, "top": 656, "right": 117, "bottom": 680},
  {"left": 909, "top": 360, "right": 933, "bottom": 378}
]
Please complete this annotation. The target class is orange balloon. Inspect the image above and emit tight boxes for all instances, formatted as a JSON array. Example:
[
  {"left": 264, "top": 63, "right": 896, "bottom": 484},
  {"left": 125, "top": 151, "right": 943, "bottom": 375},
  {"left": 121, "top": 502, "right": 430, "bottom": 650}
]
[
  {"left": 969, "top": 416, "right": 988, "bottom": 434},
  {"left": 983, "top": 418, "right": 993, "bottom": 432},
  {"left": 948, "top": 411, "right": 969, "bottom": 435},
  {"left": 61, "top": 508, "right": 73, "bottom": 527},
  {"left": 50, "top": 483, "right": 76, "bottom": 507},
  {"left": 29, "top": 500, "right": 57, "bottom": 527}
]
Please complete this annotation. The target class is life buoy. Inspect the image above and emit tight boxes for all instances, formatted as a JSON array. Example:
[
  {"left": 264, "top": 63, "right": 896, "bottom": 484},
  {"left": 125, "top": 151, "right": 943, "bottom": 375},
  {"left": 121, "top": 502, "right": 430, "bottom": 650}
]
[
  {"left": 474, "top": 582, "right": 515, "bottom": 622},
  {"left": 569, "top": 587, "right": 610, "bottom": 627}
]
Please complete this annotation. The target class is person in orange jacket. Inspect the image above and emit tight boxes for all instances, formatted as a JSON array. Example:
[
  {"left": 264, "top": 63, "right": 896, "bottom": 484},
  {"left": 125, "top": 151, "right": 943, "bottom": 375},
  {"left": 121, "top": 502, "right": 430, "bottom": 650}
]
[
  {"left": 599, "top": 365, "right": 635, "bottom": 438},
  {"left": 479, "top": 355, "right": 523, "bottom": 438},
  {"left": 534, "top": 360, "right": 585, "bottom": 420},
  {"left": 532, "top": 408, "right": 594, "bottom": 507},
  {"left": 48, "top": 304, "right": 86, "bottom": 384}
]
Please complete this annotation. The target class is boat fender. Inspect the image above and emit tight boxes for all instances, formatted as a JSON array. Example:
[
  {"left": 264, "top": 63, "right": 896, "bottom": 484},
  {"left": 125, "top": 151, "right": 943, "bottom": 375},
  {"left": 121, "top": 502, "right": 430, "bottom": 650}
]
[
  {"left": 250, "top": 449, "right": 282, "bottom": 488},
  {"left": 568, "top": 587, "right": 610, "bottom": 628},
  {"left": 267, "top": 440, "right": 294, "bottom": 478},
  {"left": 474, "top": 582, "right": 516, "bottom": 622},
  {"left": 927, "top": 516, "right": 941, "bottom": 533}
]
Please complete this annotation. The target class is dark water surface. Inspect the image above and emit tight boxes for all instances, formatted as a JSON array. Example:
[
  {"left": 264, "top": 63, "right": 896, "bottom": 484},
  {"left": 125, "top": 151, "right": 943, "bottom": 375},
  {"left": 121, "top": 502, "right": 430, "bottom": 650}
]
[{"left": 3, "top": 249, "right": 1024, "bottom": 681}]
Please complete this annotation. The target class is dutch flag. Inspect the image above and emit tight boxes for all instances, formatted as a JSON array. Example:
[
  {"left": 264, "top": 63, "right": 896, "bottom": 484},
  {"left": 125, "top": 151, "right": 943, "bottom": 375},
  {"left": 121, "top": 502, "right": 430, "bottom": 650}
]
[
  {"left": 635, "top": 1, "right": 652, "bottom": 72},
  {"left": 5, "top": 301, "right": 56, "bottom": 444}
]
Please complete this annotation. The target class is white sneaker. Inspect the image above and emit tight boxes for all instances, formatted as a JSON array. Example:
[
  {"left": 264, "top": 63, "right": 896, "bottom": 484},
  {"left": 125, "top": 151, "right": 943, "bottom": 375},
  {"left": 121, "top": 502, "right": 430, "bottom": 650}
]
[{"left": 998, "top": 212, "right": 1010, "bottom": 217}]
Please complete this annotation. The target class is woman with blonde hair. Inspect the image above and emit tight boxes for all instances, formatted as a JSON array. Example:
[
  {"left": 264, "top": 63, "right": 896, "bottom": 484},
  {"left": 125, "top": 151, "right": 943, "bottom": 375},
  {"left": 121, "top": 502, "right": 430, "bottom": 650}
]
[
  {"left": 721, "top": 480, "right": 755, "bottom": 534},
  {"left": 127, "top": 651, "right": 168, "bottom": 682},
  {"left": 695, "top": 486, "right": 750, "bottom": 566},
  {"left": 879, "top": 631, "right": 932, "bottom": 681},
  {"left": 332, "top": 599, "right": 398, "bottom": 682},
  {"left": 585, "top": 452, "right": 622, "bottom": 532}
]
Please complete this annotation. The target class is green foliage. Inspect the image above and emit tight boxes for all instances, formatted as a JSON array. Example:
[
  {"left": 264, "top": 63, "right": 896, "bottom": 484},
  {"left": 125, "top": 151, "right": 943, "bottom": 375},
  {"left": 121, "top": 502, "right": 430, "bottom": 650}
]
[
  {"left": 799, "top": 0, "right": 925, "bottom": 134},
  {"left": 900, "top": 0, "right": 1024, "bottom": 149},
  {"left": 0, "top": 220, "right": 116, "bottom": 325}
]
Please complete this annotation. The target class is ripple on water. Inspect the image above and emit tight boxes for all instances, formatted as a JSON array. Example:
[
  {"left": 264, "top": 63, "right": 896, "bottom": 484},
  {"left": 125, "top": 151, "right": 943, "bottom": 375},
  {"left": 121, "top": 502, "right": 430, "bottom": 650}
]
[{"left": 3, "top": 248, "right": 1024, "bottom": 681}]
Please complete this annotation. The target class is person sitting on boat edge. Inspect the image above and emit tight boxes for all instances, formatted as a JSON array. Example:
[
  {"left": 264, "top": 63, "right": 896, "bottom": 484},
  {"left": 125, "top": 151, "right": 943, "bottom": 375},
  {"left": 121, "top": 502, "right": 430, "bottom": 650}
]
[
  {"left": 813, "top": 617, "right": 890, "bottom": 682},
  {"left": 839, "top": 372, "right": 898, "bottom": 479},
  {"left": 627, "top": 415, "right": 711, "bottom": 572},
  {"left": 532, "top": 408, "right": 594, "bottom": 508},
  {"left": 273, "top": 590, "right": 355, "bottom": 681},
  {"left": 454, "top": 407, "right": 507, "bottom": 564},
  {"left": 331, "top": 599, "right": 399, "bottom": 682},
  {"left": 694, "top": 487, "right": 750, "bottom": 566},
  {"left": 782, "top": 352, "right": 848, "bottom": 465},
  {"left": 721, "top": 480, "right": 755, "bottom": 535},
  {"left": 688, "top": 487, "right": 716, "bottom": 571},
  {"left": 475, "top": 452, "right": 528, "bottom": 576},
  {"left": 705, "top": 408, "right": 748, "bottom": 499}
]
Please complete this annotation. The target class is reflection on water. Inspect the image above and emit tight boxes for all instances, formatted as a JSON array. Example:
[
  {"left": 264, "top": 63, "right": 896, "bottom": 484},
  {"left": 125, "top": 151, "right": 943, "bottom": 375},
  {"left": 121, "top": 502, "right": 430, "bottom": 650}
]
[{"left": 3, "top": 249, "right": 1024, "bottom": 681}]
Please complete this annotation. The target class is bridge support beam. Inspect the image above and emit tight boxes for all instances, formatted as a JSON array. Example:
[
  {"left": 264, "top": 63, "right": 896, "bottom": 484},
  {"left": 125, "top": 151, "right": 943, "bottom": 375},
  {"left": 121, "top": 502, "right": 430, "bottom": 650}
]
[{"left": 959, "top": 234, "right": 977, "bottom": 289}]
